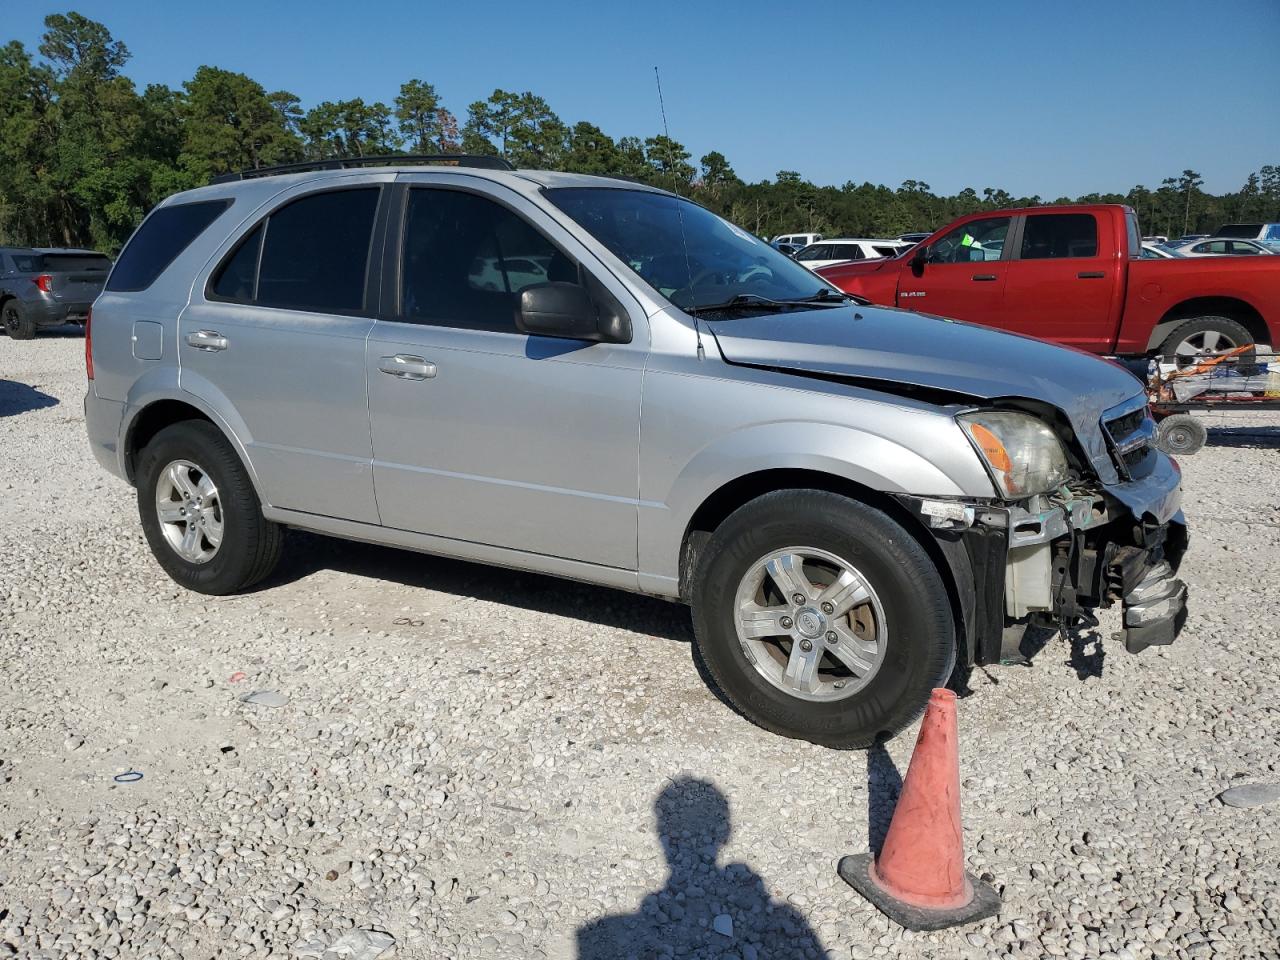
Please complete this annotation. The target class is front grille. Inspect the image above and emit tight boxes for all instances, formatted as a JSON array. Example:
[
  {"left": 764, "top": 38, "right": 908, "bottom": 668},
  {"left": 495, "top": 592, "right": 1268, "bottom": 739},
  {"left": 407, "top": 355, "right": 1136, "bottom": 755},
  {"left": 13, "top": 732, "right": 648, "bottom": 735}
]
[{"left": 1101, "top": 400, "right": 1157, "bottom": 480}]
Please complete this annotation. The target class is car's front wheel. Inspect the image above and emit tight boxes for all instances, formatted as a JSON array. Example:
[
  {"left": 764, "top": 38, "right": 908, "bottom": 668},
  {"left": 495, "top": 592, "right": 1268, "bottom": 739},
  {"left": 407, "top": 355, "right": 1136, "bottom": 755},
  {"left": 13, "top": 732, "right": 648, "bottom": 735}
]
[
  {"left": 690, "top": 490, "right": 956, "bottom": 748},
  {"left": 136, "top": 420, "right": 282, "bottom": 595}
]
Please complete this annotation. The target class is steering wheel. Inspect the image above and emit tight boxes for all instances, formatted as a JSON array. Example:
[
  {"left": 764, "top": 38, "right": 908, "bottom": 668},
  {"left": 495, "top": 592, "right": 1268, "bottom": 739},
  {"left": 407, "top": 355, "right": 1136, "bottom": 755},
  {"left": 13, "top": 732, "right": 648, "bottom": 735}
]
[
  {"left": 738, "top": 263, "right": 773, "bottom": 284},
  {"left": 670, "top": 266, "right": 728, "bottom": 302}
]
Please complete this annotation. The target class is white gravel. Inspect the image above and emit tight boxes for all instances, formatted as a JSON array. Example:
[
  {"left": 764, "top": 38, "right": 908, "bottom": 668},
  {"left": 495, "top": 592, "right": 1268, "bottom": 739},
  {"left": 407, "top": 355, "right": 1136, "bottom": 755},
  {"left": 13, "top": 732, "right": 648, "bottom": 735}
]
[{"left": 3, "top": 331, "right": 1279, "bottom": 960}]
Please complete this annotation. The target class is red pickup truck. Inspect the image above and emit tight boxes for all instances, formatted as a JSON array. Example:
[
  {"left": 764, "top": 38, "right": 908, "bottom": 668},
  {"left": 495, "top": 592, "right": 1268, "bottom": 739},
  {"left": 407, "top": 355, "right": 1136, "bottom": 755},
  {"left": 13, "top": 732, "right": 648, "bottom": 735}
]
[{"left": 817, "top": 204, "right": 1280, "bottom": 359}]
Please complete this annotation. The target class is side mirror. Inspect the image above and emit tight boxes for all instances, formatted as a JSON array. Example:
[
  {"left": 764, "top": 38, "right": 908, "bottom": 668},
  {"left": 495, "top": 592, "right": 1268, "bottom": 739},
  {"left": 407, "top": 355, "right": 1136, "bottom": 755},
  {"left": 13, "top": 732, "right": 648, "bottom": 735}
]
[
  {"left": 910, "top": 246, "right": 928, "bottom": 277},
  {"left": 516, "top": 281, "right": 630, "bottom": 343}
]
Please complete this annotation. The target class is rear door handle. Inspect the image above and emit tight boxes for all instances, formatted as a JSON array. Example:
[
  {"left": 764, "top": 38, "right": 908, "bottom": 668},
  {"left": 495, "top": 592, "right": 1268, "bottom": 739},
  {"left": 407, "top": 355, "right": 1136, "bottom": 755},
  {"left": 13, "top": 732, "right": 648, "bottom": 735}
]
[
  {"left": 971, "top": 274, "right": 997, "bottom": 281},
  {"left": 378, "top": 355, "right": 436, "bottom": 381},
  {"left": 185, "top": 329, "right": 228, "bottom": 351},
  {"left": 1077, "top": 271, "right": 1106, "bottom": 279}
]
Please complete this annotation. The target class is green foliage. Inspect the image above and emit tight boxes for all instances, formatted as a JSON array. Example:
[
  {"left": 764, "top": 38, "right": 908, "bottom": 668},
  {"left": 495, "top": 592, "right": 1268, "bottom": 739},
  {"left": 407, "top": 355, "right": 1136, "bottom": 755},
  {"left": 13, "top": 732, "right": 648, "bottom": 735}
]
[{"left": 0, "top": 11, "right": 1276, "bottom": 253}]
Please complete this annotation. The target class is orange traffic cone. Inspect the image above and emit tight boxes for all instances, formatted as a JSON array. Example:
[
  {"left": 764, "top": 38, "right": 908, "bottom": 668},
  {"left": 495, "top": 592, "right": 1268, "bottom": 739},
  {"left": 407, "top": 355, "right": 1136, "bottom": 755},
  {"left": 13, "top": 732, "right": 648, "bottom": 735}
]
[{"left": 837, "top": 688, "right": 1001, "bottom": 930}]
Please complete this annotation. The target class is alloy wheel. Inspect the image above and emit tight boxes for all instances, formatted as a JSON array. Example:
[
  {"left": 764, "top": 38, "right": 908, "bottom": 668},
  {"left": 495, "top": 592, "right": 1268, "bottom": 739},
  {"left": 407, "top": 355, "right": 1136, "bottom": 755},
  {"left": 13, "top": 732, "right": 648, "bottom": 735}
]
[
  {"left": 154, "top": 459, "right": 223, "bottom": 563},
  {"left": 733, "top": 546, "right": 887, "bottom": 702}
]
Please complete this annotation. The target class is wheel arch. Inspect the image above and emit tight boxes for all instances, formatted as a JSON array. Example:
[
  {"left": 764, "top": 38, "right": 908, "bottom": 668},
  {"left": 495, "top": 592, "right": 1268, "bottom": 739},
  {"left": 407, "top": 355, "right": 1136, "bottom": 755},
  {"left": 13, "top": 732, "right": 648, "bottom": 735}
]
[
  {"left": 122, "top": 391, "right": 267, "bottom": 505},
  {"left": 1146, "top": 296, "right": 1271, "bottom": 352},
  {"left": 677, "top": 468, "right": 973, "bottom": 665}
]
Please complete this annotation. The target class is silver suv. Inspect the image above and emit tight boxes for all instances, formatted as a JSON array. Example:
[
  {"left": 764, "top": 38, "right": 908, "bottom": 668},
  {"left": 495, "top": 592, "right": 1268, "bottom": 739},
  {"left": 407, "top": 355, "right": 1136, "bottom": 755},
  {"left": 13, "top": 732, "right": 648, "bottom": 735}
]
[{"left": 85, "top": 157, "right": 1189, "bottom": 747}]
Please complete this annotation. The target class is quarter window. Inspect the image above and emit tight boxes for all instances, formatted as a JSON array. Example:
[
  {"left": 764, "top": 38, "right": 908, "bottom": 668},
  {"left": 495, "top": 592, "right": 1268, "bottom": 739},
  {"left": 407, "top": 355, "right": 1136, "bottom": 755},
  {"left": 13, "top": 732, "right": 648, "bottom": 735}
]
[
  {"left": 1020, "top": 214, "right": 1098, "bottom": 259},
  {"left": 108, "top": 199, "right": 230, "bottom": 292},
  {"left": 400, "top": 189, "right": 576, "bottom": 333}
]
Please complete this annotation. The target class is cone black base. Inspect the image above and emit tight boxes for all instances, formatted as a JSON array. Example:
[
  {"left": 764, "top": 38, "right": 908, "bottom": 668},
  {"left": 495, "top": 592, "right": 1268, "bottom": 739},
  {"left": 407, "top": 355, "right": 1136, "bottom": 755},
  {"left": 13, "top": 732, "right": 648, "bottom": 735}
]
[{"left": 838, "top": 854, "right": 1001, "bottom": 932}]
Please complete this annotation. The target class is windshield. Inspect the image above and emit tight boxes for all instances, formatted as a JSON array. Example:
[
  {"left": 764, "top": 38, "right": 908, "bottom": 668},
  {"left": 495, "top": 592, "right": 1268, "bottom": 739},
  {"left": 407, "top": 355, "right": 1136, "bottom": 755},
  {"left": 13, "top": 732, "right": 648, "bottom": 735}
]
[
  {"left": 544, "top": 187, "right": 833, "bottom": 310},
  {"left": 1216, "top": 224, "right": 1260, "bottom": 239}
]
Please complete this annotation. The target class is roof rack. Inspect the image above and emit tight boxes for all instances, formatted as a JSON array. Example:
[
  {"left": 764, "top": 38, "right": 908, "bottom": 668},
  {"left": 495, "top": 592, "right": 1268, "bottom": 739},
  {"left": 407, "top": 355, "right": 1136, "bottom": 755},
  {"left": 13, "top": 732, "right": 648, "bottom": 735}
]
[{"left": 210, "top": 154, "right": 514, "bottom": 184}]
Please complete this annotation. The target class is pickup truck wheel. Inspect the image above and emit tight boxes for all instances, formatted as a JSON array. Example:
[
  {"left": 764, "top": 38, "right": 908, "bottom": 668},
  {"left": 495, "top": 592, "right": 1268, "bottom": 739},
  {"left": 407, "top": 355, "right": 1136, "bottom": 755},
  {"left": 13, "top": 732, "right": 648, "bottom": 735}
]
[
  {"left": 1156, "top": 414, "right": 1208, "bottom": 456},
  {"left": 136, "top": 420, "right": 283, "bottom": 595},
  {"left": 690, "top": 490, "right": 956, "bottom": 749},
  {"left": 1158, "top": 317, "right": 1255, "bottom": 370},
  {"left": 2, "top": 301, "right": 36, "bottom": 340}
]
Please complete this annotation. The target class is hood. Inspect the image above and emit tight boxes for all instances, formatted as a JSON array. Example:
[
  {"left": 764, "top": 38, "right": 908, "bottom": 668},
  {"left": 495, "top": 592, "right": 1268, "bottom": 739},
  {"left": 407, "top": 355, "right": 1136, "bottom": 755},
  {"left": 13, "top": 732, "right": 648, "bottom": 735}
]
[
  {"left": 707, "top": 304, "right": 1145, "bottom": 483},
  {"left": 816, "top": 258, "right": 894, "bottom": 282}
]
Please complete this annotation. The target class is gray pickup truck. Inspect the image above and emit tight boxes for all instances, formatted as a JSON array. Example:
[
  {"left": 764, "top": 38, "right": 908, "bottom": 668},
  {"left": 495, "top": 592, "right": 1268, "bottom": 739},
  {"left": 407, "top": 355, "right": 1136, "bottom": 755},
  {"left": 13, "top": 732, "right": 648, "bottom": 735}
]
[
  {"left": 1, "top": 247, "right": 112, "bottom": 339},
  {"left": 84, "top": 157, "right": 1189, "bottom": 748}
]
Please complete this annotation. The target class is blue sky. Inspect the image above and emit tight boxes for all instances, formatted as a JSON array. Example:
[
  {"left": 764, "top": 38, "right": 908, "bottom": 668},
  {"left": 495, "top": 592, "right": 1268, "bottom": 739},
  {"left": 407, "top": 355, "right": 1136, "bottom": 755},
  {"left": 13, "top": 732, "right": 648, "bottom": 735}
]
[{"left": 8, "top": 1, "right": 1278, "bottom": 197}]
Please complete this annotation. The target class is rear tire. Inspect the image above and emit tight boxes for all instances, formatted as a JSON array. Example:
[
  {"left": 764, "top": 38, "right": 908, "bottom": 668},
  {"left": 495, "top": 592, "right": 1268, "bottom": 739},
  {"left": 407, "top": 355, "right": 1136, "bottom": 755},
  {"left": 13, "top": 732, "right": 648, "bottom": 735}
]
[
  {"left": 689, "top": 490, "right": 956, "bottom": 749},
  {"left": 2, "top": 301, "right": 35, "bottom": 340},
  {"left": 136, "top": 420, "right": 282, "bottom": 594},
  {"left": 1158, "top": 316, "right": 1255, "bottom": 370}
]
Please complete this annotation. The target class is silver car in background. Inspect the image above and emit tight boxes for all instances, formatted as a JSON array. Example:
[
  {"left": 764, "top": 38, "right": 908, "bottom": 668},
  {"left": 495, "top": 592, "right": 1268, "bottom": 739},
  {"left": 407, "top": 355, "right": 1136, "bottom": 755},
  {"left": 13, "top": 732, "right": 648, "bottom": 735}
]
[{"left": 84, "top": 157, "right": 1189, "bottom": 748}]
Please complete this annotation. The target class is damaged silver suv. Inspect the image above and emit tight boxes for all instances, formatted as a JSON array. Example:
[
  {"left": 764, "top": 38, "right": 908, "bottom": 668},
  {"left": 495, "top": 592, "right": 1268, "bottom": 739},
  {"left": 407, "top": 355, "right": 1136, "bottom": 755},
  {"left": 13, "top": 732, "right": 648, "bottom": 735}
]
[{"left": 85, "top": 157, "right": 1188, "bottom": 748}]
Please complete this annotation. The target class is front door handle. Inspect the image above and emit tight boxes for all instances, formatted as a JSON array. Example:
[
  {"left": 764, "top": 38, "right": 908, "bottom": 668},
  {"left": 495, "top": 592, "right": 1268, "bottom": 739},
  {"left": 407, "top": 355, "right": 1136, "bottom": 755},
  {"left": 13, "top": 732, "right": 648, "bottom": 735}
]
[
  {"left": 1077, "top": 271, "right": 1106, "bottom": 279},
  {"left": 185, "top": 329, "right": 228, "bottom": 351},
  {"left": 378, "top": 355, "right": 437, "bottom": 381},
  {"left": 971, "top": 274, "right": 997, "bottom": 281}
]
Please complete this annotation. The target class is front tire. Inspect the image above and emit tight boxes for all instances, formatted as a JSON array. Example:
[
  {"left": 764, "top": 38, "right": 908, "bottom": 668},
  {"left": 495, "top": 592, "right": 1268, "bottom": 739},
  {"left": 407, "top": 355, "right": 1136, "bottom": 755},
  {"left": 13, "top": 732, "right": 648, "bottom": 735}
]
[
  {"left": 690, "top": 490, "right": 956, "bottom": 748},
  {"left": 2, "top": 301, "right": 36, "bottom": 340},
  {"left": 136, "top": 420, "right": 282, "bottom": 595}
]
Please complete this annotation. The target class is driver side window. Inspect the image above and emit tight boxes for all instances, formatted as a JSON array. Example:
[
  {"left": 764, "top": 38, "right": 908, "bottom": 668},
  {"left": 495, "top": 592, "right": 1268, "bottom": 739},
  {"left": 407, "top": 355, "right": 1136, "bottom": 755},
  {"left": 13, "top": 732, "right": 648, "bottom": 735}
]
[
  {"left": 400, "top": 188, "right": 579, "bottom": 333},
  {"left": 929, "top": 217, "right": 1011, "bottom": 264}
]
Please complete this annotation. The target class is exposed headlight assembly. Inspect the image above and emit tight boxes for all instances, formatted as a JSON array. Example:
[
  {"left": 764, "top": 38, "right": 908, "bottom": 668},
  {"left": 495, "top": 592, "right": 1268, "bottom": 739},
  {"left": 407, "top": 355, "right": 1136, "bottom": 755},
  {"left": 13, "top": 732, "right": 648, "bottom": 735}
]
[{"left": 958, "top": 410, "right": 1069, "bottom": 499}]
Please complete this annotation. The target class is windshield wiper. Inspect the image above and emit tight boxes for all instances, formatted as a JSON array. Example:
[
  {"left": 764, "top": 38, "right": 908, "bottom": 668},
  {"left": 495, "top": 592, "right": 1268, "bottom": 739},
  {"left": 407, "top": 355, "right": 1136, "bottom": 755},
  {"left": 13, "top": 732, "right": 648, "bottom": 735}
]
[{"left": 686, "top": 290, "right": 852, "bottom": 316}]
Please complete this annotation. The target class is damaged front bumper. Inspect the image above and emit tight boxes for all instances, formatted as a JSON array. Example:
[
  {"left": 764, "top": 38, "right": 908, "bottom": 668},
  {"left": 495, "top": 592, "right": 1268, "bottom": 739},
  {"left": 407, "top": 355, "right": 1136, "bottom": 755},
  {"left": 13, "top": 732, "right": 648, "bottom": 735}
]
[{"left": 897, "top": 451, "right": 1189, "bottom": 664}]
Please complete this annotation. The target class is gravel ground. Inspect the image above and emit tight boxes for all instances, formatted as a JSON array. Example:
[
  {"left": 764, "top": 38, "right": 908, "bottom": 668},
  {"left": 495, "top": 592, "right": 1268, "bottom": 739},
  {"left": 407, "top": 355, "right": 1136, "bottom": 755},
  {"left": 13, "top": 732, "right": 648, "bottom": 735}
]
[{"left": 2, "top": 332, "right": 1279, "bottom": 960}]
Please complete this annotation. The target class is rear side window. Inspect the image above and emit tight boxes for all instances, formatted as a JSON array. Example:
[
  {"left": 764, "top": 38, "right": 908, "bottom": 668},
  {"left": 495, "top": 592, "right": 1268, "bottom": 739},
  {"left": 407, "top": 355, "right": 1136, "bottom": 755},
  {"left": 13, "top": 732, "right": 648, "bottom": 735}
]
[
  {"left": 11, "top": 255, "right": 38, "bottom": 272},
  {"left": 107, "top": 200, "right": 231, "bottom": 292},
  {"left": 210, "top": 189, "right": 380, "bottom": 313},
  {"left": 1020, "top": 214, "right": 1098, "bottom": 259}
]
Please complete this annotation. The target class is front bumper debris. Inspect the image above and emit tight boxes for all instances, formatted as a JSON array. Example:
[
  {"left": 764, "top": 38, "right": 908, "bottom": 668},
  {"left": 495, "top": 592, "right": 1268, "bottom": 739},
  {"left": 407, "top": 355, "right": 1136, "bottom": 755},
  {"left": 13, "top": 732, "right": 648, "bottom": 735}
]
[
  {"left": 1120, "top": 560, "right": 1187, "bottom": 653},
  {"left": 895, "top": 464, "right": 1189, "bottom": 665}
]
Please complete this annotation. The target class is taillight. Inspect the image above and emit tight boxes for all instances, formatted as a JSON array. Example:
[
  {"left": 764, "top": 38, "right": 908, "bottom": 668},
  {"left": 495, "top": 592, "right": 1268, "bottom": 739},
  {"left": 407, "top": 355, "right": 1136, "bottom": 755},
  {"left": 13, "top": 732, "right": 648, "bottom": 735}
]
[
  {"left": 34, "top": 273, "right": 53, "bottom": 293},
  {"left": 85, "top": 308, "right": 94, "bottom": 380}
]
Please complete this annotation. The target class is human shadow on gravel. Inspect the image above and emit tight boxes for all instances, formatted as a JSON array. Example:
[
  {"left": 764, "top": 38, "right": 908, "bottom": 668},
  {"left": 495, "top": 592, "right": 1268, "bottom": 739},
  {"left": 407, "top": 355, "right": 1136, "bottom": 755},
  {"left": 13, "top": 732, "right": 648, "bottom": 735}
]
[
  {"left": 0, "top": 379, "right": 59, "bottom": 417},
  {"left": 267, "top": 530, "right": 695, "bottom": 644},
  {"left": 1204, "top": 425, "right": 1280, "bottom": 450},
  {"left": 576, "top": 777, "right": 828, "bottom": 960}
]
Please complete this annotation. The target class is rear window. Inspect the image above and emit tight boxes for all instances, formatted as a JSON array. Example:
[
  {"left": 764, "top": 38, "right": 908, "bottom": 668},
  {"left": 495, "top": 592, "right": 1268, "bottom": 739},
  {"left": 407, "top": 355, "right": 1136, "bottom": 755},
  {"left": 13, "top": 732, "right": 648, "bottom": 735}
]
[
  {"left": 1216, "top": 224, "right": 1260, "bottom": 239},
  {"left": 38, "top": 253, "right": 111, "bottom": 273},
  {"left": 106, "top": 199, "right": 231, "bottom": 292}
]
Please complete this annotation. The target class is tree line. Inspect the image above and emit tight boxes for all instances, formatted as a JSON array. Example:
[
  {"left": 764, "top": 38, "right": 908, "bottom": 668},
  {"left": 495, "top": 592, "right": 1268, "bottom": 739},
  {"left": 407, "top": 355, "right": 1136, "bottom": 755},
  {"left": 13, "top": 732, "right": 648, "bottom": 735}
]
[{"left": 2, "top": 12, "right": 1278, "bottom": 254}]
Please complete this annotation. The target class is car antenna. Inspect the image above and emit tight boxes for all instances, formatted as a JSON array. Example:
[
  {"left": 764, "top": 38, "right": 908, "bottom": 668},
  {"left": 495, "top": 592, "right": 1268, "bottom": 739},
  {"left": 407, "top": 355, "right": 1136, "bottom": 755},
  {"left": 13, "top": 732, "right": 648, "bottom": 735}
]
[{"left": 655, "top": 65, "right": 704, "bottom": 361}]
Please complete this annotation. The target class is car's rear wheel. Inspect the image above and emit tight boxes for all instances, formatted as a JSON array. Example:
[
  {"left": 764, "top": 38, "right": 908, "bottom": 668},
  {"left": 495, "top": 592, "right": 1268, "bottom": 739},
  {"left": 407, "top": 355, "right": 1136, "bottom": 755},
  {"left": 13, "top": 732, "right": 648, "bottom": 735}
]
[
  {"left": 1158, "top": 316, "right": 1255, "bottom": 370},
  {"left": 2, "top": 301, "right": 36, "bottom": 340},
  {"left": 690, "top": 490, "right": 956, "bottom": 748},
  {"left": 136, "top": 420, "right": 282, "bottom": 594}
]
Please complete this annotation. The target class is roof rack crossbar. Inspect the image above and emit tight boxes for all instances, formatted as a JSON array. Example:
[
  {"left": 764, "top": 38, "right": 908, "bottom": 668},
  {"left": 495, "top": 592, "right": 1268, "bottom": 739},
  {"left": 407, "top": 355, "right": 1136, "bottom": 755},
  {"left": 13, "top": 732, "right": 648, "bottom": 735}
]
[{"left": 211, "top": 154, "right": 513, "bottom": 184}]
